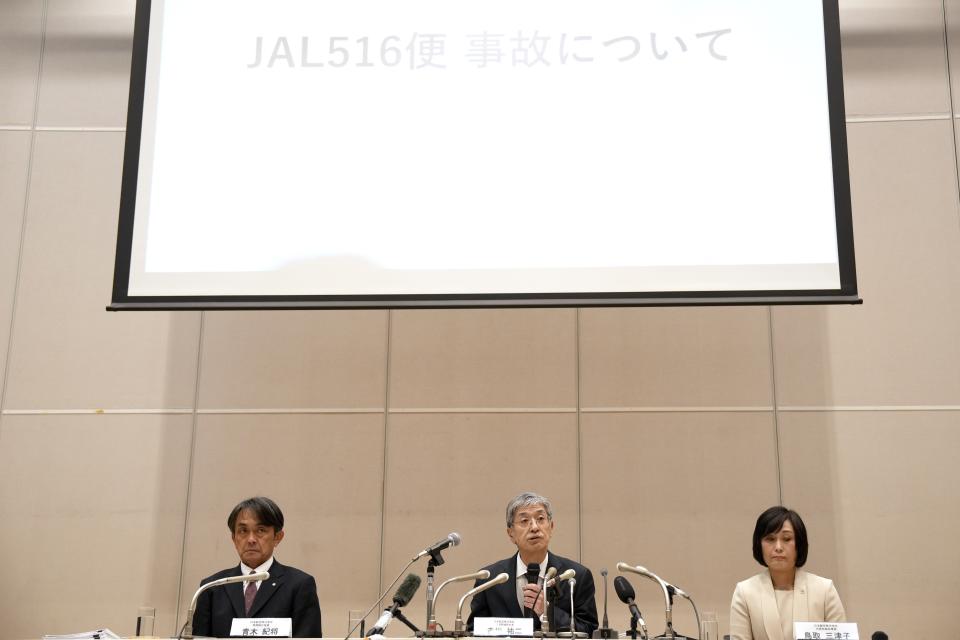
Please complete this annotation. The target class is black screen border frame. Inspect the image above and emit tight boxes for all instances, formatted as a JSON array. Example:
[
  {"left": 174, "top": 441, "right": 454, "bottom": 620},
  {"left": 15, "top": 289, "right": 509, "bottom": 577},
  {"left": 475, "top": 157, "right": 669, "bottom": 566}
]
[{"left": 109, "top": 0, "right": 860, "bottom": 311}]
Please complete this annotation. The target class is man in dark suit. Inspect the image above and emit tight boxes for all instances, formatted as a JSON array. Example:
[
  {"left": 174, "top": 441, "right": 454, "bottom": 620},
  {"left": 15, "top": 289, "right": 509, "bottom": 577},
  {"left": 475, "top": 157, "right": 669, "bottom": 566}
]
[
  {"left": 192, "top": 497, "right": 322, "bottom": 638},
  {"left": 468, "top": 492, "right": 598, "bottom": 636}
]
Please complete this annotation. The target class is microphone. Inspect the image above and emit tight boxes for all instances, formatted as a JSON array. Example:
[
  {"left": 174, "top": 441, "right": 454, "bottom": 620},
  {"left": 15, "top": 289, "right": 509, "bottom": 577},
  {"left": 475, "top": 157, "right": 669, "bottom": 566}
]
[
  {"left": 871, "top": 633, "right": 888, "bottom": 640},
  {"left": 613, "top": 577, "right": 647, "bottom": 640},
  {"left": 617, "top": 563, "right": 671, "bottom": 611},
  {"left": 181, "top": 571, "right": 269, "bottom": 639},
  {"left": 429, "top": 570, "right": 490, "bottom": 631},
  {"left": 601, "top": 569, "right": 610, "bottom": 629},
  {"left": 546, "top": 568, "right": 576, "bottom": 587},
  {"left": 413, "top": 532, "right": 462, "bottom": 561},
  {"left": 367, "top": 573, "right": 422, "bottom": 636},
  {"left": 455, "top": 572, "right": 510, "bottom": 633},
  {"left": 619, "top": 564, "right": 688, "bottom": 602},
  {"left": 667, "top": 583, "right": 691, "bottom": 600},
  {"left": 539, "top": 567, "right": 558, "bottom": 632},
  {"left": 614, "top": 577, "right": 645, "bottom": 625},
  {"left": 592, "top": 569, "right": 620, "bottom": 639},
  {"left": 524, "top": 563, "right": 541, "bottom": 617}
]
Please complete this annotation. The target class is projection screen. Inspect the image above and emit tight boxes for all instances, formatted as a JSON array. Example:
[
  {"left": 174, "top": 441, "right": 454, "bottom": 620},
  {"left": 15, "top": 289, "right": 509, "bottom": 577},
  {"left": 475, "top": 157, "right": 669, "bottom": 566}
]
[{"left": 110, "top": 0, "right": 859, "bottom": 310}]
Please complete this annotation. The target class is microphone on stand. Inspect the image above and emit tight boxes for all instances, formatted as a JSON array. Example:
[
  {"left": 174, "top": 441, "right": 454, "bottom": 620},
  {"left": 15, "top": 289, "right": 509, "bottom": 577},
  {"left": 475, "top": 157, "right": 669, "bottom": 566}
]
[
  {"left": 617, "top": 563, "right": 673, "bottom": 639},
  {"left": 666, "top": 584, "right": 691, "bottom": 601},
  {"left": 421, "top": 533, "right": 462, "bottom": 639},
  {"left": 428, "top": 569, "right": 490, "bottom": 633},
  {"left": 592, "top": 569, "right": 620, "bottom": 639},
  {"left": 614, "top": 576, "right": 648, "bottom": 640},
  {"left": 540, "top": 567, "right": 558, "bottom": 633},
  {"left": 180, "top": 571, "right": 270, "bottom": 639},
  {"left": 367, "top": 573, "right": 422, "bottom": 636},
  {"left": 543, "top": 569, "right": 575, "bottom": 634},
  {"left": 455, "top": 572, "right": 510, "bottom": 634},
  {"left": 413, "top": 532, "right": 462, "bottom": 562},
  {"left": 546, "top": 569, "right": 577, "bottom": 587}
]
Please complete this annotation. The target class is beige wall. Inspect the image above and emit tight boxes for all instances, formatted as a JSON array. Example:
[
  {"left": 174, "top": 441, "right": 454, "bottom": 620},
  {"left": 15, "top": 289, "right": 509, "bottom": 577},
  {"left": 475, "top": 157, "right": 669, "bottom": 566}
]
[{"left": 1, "top": 1, "right": 959, "bottom": 639}]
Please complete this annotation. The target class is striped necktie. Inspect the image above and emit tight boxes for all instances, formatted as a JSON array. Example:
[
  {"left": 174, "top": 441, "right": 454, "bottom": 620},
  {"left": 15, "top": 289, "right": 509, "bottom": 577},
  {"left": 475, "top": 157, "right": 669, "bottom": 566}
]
[{"left": 244, "top": 571, "right": 257, "bottom": 616}]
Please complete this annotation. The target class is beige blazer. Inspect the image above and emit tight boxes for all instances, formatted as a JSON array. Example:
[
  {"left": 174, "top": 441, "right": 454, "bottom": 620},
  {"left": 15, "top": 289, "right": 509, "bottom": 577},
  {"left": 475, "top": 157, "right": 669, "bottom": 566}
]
[{"left": 729, "top": 569, "right": 845, "bottom": 640}]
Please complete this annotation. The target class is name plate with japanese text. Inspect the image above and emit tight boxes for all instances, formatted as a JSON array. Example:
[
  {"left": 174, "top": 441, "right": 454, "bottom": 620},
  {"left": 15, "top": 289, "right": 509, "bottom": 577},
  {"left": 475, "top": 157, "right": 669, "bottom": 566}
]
[
  {"left": 474, "top": 617, "right": 535, "bottom": 637},
  {"left": 229, "top": 617, "right": 292, "bottom": 637},
  {"left": 794, "top": 622, "right": 859, "bottom": 640}
]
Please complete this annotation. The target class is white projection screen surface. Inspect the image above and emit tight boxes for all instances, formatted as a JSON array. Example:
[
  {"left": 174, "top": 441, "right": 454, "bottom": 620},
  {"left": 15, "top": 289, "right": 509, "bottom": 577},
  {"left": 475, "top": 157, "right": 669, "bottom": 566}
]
[{"left": 110, "top": 0, "right": 859, "bottom": 310}]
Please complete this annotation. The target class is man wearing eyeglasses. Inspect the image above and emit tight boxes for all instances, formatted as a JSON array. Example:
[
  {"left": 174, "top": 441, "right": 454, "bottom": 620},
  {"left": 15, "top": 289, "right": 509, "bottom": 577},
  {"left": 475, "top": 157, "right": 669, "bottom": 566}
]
[{"left": 468, "top": 491, "right": 598, "bottom": 635}]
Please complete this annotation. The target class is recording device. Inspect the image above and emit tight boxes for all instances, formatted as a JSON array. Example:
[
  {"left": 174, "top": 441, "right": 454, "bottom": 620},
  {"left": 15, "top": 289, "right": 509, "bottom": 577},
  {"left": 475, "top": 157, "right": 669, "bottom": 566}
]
[
  {"left": 367, "top": 574, "right": 422, "bottom": 636},
  {"left": 871, "top": 633, "right": 888, "bottom": 640},
  {"left": 180, "top": 571, "right": 270, "bottom": 639},
  {"left": 614, "top": 576, "right": 647, "bottom": 640},
  {"left": 592, "top": 569, "right": 620, "bottom": 639},
  {"left": 414, "top": 532, "right": 462, "bottom": 563}
]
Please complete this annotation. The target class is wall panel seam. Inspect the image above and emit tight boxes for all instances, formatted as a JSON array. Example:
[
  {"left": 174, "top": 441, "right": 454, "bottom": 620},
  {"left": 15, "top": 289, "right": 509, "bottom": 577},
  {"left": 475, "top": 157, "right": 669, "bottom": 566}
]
[
  {"left": 0, "top": 0, "right": 49, "bottom": 445},
  {"left": 0, "top": 125, "right": 126, "bottom": 132},
  {"left": 767, "top": 306, "right": 783, "bottom": 506},
  {"left": 940, "top": 0, "right": 960, "bottom": 237},
  {"left": 5, "top": 405, "right": 959, "bottom": 416},
  {"left": 575, "top": 308, "right": 583, "bottom": 562},
  {"left": 580, "top": 406, "right": 772, "bottom": 413},
  {"left": 174, "top": 310, "right": 206, "bottom": 635},
  {"left": 846, "top": 113, "right": 951, "bottom": 123},
  {"left": 378, "top": 310, "right": 393, "bottom": 595}
]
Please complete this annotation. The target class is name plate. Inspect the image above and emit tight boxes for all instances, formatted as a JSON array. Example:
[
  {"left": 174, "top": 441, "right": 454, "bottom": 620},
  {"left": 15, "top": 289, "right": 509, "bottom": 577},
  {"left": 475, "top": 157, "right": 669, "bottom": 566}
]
[
  {"left": 794, "top": 622, "right": 859, "bottom": 640},
  {"left": 230, "top": 617, "right": 292, "bottom": 637},
  {"left": 474, "top": 617, "right": 535, "bottom": 637}
]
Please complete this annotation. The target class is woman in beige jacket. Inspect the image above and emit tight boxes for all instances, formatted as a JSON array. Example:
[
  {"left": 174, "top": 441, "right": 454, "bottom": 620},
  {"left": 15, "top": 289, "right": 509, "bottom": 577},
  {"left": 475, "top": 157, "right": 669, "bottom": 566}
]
[{"left": 729, "top": 507, "right": 845, "bottom": 640}]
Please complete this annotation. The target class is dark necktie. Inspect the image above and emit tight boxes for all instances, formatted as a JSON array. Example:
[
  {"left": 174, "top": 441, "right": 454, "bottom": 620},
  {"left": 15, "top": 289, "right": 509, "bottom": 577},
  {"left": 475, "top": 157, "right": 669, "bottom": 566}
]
[{"left": 244, "top": 572, "right": 257, "bottom": 616}]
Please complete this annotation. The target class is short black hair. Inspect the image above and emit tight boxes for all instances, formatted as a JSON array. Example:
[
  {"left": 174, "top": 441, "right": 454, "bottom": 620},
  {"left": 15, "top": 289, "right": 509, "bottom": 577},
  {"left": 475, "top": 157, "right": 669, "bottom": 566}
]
[
  {"left": 752, "top": 506, "right": 808, "bottom": 567},
  {"left": 228, "top": 496, "right": 285, "bottom": 533}
]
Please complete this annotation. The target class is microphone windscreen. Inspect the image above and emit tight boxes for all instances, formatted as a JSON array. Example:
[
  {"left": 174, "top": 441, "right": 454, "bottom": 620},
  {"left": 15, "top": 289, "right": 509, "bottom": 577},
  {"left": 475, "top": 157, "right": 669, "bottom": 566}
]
[
  {"left": 449, "top": 532, "right": 462, "bottom": 546},
  {"left": 871, "top": 633, "right": 888, "bottom": 640},
  {"left": 394, "top": 573, "right": 422, "bottom": 606},
  {"left": 614, "top": 576, "right": 636, "bottom": 603},
  {"left": 526, "top": 563, "right": 541, "bottom": 580}
]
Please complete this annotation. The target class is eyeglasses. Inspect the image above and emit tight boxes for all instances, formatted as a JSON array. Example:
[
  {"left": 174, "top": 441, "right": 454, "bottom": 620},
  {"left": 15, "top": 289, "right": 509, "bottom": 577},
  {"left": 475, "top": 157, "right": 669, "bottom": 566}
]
[{"left": 512, "top": 515, "right": 550, "bottom": 529}]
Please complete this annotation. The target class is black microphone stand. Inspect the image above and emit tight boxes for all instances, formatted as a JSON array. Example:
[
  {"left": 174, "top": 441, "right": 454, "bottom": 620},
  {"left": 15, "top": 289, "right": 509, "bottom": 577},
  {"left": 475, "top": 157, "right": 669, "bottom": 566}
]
[
  {"left": 629, "top": 615, "right": 638, "bottom": 640},
  {"left": 394, "top": 610, "right": 422, "bottom": 635},
  {"left": 544, "top": 584, "right": 558, "bottom": 635}
]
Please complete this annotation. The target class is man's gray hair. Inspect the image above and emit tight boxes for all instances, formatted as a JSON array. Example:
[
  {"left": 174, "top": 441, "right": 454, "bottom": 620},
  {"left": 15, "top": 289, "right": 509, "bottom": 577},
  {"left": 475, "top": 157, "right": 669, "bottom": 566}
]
[{"left": 505, "top": 491, "right": 554, "bottom": 527}]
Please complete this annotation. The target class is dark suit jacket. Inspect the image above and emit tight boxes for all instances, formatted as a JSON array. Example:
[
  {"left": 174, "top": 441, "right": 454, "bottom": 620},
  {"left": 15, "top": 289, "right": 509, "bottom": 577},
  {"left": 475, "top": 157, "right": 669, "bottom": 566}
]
[
  {"left": 468, "top": 553, "right": 598, "bottom": 636},
  {"left": 192, "top": 559, "right": 322, "bottom": 638}
]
